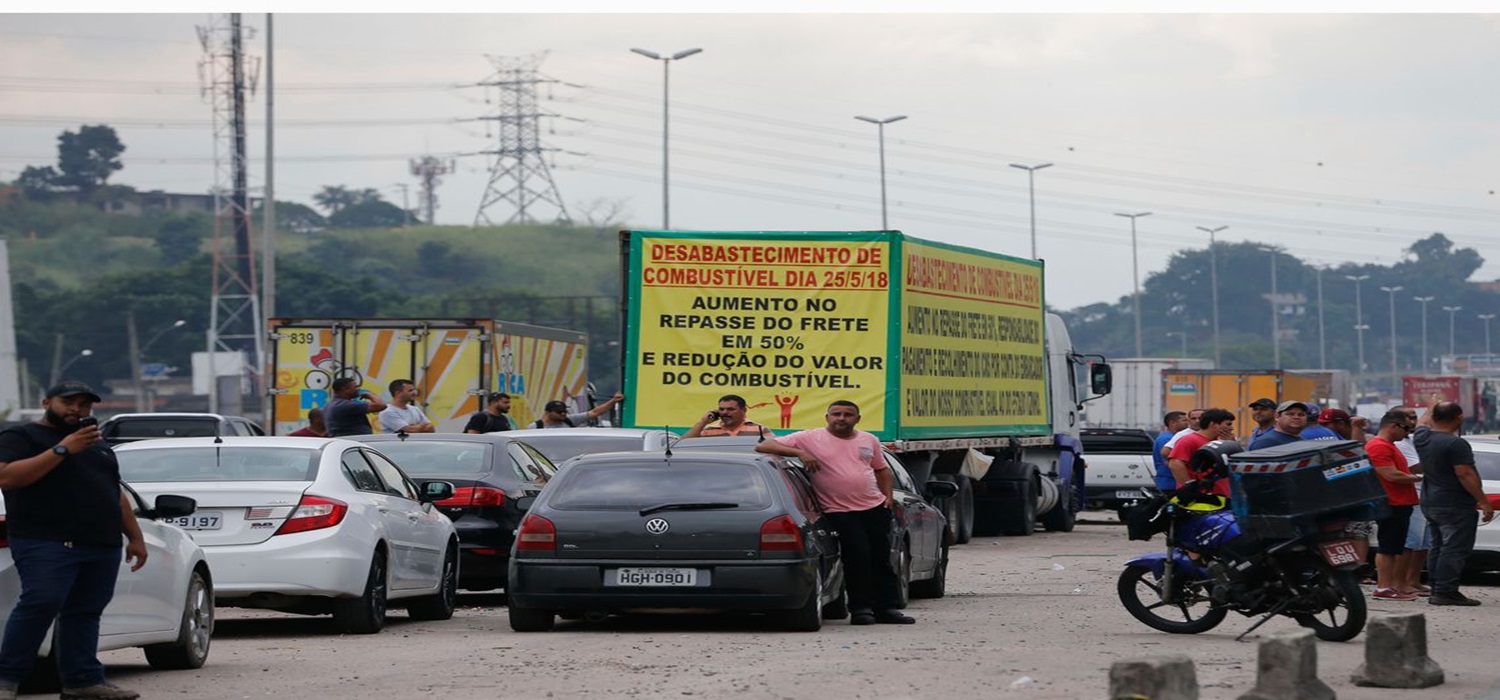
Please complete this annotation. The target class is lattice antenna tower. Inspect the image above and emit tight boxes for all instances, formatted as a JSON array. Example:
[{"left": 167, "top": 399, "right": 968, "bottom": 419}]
[
  {"left": 409, "top": 155, "right": 455, "bottom": 225},
  {"left": 196, "top": 13, "right": 263, "bottom": 411},
  {"left": 474, "top": 52, "right": 571, "bottom": 226}
]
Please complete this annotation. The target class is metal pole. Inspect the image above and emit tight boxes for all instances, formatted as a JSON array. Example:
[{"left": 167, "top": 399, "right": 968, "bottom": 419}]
[
  {"left": 1482, "top": 314, "right": 1497, "bottom": 355},
  {"left": 1115, "top": 212, "right": 1151, "bottom": 357},
  {"left": 1197, "top": 226, "right": 1228, "bottom": 365},
  {"left": 1347, "top": 274, "right": 1370, "bottom": 394},
  {"left": 128, "top": 310, "right": 144, "bottom": 412},
  {"left": 1380, "top": 285, "right": 1402, "bottom": 381},
  {"left": 1011, "top": 163, "right": 1053, "bottom": 258},
  {"left": 1316, "top": 266, "right": 1326, "bottom": 370},
  {"left": 1415, "top": 296, "right": 1435, "bottom": 370},
  {"left": 877, "top": 122, "right": 888, "bottom": 230},
  {"left": 262, "top": 12, "right": 274, "bottom": 322},
  {"left": 1443, "top": 305, "right": 1462, "bottom": 357},
  {"left": 661, "top": 58, "right": 670, "bottom": 229},
  {"left": 1270, "top": 249, "right": 1280, "bottom": 369}
]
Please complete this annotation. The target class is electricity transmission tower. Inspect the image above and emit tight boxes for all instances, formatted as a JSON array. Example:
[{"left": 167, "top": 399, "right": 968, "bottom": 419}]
[
  {"left": 197, "top": 13, "right": 262, "bottom": 413},
  {"left": 409, "top": 155, "right": 455, "bottom": 225},
  {"left": 473, "top": 52, "right": 571, "bottom": 226}
]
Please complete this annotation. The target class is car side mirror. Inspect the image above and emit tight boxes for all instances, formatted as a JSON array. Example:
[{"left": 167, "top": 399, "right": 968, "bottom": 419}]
[
  {"left": 1090, "top": 362, "right": 1113, "bottom": 396},
  {"left": 515, "top": 496, "right": 535, "bottom": 512},
  {"left": 152, "top": 494, "right": 198, "bottom": 519},
  {"left": 420, "top": 481, "right": 455, "bottom": 503},
  {"left": 924, "top": 480, "right": 959, "bottom": 499}
]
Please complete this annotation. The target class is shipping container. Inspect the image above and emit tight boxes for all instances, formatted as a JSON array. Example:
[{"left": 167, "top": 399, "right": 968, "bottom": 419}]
[
  {"left": 1161, "top": 370, "right": 1320, "bottom": 442},
  {"left": 1080, "top": 357, "right": 1214, "bottom": 430},
  {"left": 1401, "top": 375, "right": 1479, "bottom": 416}
]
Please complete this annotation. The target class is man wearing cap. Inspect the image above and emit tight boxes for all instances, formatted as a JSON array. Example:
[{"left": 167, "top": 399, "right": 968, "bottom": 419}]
[
  {"left": 1247, "top": 401, "right": 1310, "bottom": 449},
  {"left": 533, "top": 392, "right": 624, "bottom": 428},
  {"left": 464, "top": 392, "right": 515, "bottom": 433},
  {"left": 1298, "top": 406, "right": 1342, "bottom": 441},
  {"left": 1309, "top": 408, "right": 1366, "bottom": 443},
  {"left": 0, "top": 383, "right": 146, "bottom": 700},
  {"left": 1247, "top": 398, "right": 1277, "bottom": 445}
]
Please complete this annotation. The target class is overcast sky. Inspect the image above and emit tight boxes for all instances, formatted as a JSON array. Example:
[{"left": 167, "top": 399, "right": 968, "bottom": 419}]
[{"left": 4, "top": 12, "right": 1500, "bottom": 310}]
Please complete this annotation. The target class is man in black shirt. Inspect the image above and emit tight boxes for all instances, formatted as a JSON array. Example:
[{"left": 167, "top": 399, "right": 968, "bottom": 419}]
[
  {"left": 464, "top": 392, "right": 515, "bottom": 433},
  {"left": 1413, "top": 400, "right": 1496, "bottom": 606},
  {"left": 0, "top": 382, "right": 146, "bottom": 700}
]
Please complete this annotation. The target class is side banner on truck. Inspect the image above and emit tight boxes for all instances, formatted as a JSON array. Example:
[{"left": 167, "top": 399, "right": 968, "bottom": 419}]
[
  {"left": 625, "top": 232, "right": 894, "bottom": 435},
  {"left": 898, "top": 239, "right": 1048, "bottom": 437}
]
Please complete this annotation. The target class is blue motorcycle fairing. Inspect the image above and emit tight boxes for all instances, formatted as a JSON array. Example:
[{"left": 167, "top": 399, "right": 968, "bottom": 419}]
[
  {"left": 1124, "top": 550, "right": 1211, "bottom": 580},
  {"left": 1177, "top": 509, "right": 1242, "bottom": 550}
]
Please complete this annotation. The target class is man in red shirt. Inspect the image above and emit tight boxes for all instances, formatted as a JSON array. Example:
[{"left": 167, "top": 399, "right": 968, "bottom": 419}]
[
  {"left": 1366, "top": 409, "right": 1424, "bottom": 600},
  {"left": 287, "top": 408, "right": 327, "bottom": 437},
  {"left": 1167, "top": 408, "right": 1236, "bottom": 497}
]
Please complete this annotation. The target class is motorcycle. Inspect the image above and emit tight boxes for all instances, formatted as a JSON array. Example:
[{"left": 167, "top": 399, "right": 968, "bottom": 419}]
[{"left": 1117, "top": 441, "right": 1369, "bottom": 642}]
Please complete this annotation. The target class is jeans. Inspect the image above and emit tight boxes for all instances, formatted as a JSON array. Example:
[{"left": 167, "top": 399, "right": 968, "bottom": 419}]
[
  {"left": 1425, "top": 505, "right": 1479, "bottom": 595},
  {"left": 0, "top": 539, "right": 122, "bottom": 688},
  {"left": 825, "top": 506, "right": 902, "bottom": 613}
]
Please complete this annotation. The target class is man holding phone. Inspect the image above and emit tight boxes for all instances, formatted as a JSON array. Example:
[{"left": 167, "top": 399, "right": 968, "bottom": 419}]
[
  {"left": 0, "top": 382, "right": 146, "bottom": 700},
  {"left": 682, "top": 394, "right": 774, "bottom": 438},
  {"left": 324, "top": 377, "right": 387, "bottom": 437}
]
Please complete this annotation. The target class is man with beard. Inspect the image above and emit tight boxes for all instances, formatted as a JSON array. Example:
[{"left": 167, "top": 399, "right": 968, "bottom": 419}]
[{"left": 0, "top": 383, "right": 146, "bottom": 700}]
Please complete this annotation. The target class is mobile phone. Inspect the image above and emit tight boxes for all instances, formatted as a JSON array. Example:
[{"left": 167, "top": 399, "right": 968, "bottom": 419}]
[
  {"left": 78, "top": 416, "right": 98, "bottom": 429},
  {"left": 707, "top": 411, "right": 721, "bottom": 421}
]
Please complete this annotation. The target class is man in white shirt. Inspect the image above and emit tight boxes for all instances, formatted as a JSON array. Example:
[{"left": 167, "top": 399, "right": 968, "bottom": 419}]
[
  {"left": 379, "top": 379, "right": 436, "bottom": 434},
  {"left": 1159, "top": 408, "right": 1205, "bottom": 461}
]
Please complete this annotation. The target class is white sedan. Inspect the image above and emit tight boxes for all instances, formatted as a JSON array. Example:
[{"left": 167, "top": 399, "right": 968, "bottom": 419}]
[
  {"left": 114, "top": 437, "right": 459, "bottom": 634},
  {"left": 0, "top": 484, "right": 213, "bottom": 687},
  {"left": 1463, "top": 438, "right": 1500, "bottom": 572}
]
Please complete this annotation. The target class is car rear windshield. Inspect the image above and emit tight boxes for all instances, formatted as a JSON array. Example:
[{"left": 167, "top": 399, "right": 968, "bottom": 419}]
[
  {"left": 106, "top": 418, "right": 220, "bottom": 439},
  {"left": 549, "top": 463, "right": 772, "bottom": 510},
  {"left": 117, "top": 446, "right": 320, "bottom": 482},
  {"left": 521, "top": 436, "right": 647, "bottom": 463},
  {"left": 1081, "top": 430, "right": 1157, "bottom": 454},
  {"left": 364, "top": 441, "right": 491, "bottom": 477}
]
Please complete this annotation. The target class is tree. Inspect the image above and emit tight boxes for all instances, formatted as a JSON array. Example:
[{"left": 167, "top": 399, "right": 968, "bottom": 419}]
[
  {"left": 53, "top": 125, "right": 125, "bottom": 195},
  {"left": 313, "top": 185, "right": 356, "bottom": 214},
  {"left": 328, "top": 199, "right": 408, "bottom": 229},
  {"left": 15, "top": 165, "right": 60, "bottom": 197}
]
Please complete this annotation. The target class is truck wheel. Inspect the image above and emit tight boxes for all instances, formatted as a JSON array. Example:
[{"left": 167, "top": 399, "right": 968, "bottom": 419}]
[
  {"left": 954, "top": 477, "right": 974, "bottom": 544},
  {"left": 999, "top": 476, "right": 1038, "bottom": 536},
  {"left": 1042, "top": 482, "right": 1077, "bottom": 532}
]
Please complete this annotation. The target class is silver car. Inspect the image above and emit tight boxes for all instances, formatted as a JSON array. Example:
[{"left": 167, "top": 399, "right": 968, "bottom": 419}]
[{"left": 494, "top": 427, "right": 676, "bottom": 464}]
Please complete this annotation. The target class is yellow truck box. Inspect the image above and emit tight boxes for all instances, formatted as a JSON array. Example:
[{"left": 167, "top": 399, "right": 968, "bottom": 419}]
[{"left": 1162, "top": 370, "right": 1319, "bottom": 442}]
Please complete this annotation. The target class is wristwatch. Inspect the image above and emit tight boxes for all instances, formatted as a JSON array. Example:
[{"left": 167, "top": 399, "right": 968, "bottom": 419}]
[{"left": 52, "top": 445, "right": 69, "bottom": 456}]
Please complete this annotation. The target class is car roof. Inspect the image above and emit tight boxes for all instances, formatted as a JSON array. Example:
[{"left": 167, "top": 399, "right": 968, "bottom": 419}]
[
  {"left": 349, "top": 433, "right": 525, "bottom": 446},
  {"left": 112, "top": 436, "right": 359, "bottom": 452},
  {"left": 671, "top": 436, "right": 767, "bottom": 451},
  {"left": 104, "top": 413, "right": 239, "bottom": 421},
  {"left": 566, "top": 449, "right": 778, "bottom": 468},
  {"left": 501, "top": 427, "right": 675, "bottom": 439}
]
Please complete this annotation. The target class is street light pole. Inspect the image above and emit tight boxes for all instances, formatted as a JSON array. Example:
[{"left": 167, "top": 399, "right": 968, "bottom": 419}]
[
  {"left": 52, "top": 349, "right": 92, "bottom": 385},
  {"left": 1442, "top": 305, "right": 1462, "bottom": 357},
  {"left": 1316, "top": 266, "right": 1327, "bottom": 369},
  {"left": 855, "top": 115, "right": 908, "bottom": 230},
  {"left": 1414, "top": 296, "right": 1435, "bottom": 371},
  {"left": 1346, "top": 274, "right": 1370, "bottom": 393},
  {"left": 1481, "top": 313, "right": 1497, "bottom": 356},
  {"left": 1196, "top": 226, "right": 1229, "bottom": 365},
  {"left": 630, "top": 47, "right": 703, "bottom": 230},
  {"left": 1010, "top": 162, "right": 1053, "bottom": 259},
  {"left": 1380, "top": 285, "right": 1403, "bottom": 382},
  {"left": 1114, "top": 211, "right": 1152, "bottom": 357},
  {"left": 1265, "top": 247, "right": 1281, "bottom": 369}
]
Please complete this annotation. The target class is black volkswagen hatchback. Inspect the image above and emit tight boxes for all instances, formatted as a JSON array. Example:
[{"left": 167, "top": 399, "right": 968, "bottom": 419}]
[
  {"left": 351, "top": 433, "right": 555, "bottom": 591},
  {"left": 507, "top": 450, "right": 847, "bottom": 632}
]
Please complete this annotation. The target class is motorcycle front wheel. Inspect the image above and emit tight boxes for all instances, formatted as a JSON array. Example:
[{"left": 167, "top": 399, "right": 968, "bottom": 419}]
[
  {"left": 1117, "top": 564, "right": 1227, "bottom": 634},
  {"left": 1292, "top": 570, "right": 1367, "bottom": 642}
]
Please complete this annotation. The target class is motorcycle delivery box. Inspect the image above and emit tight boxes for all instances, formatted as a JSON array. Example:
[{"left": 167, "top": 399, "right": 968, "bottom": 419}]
[{"left": 1225, "top": 439, "right": 1389, "bottom": 541}]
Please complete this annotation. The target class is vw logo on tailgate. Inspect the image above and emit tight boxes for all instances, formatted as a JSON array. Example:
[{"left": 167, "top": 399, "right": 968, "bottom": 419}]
[{"left": 644, "top": 518, "right": 670, "bottom": 535}]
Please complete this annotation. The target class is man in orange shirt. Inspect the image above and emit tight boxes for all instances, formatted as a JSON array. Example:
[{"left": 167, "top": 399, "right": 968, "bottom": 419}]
[
  {"left": 1366, "top": 410, "right": 1424, "bottom": 600},
  {"left": 683, "top": 395, "right": 774, "bottom": 439}
]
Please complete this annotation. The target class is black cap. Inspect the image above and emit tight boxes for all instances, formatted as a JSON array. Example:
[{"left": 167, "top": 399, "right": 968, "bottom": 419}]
[
  {"left": 544, "top": 400, "right": 569, "bottom": 413},
  {"left": 45, "top": 381, "right": 102, "bottom": 403},
  {"left": 1248, "top": 398, "right": 1277, "bottom": 410}
]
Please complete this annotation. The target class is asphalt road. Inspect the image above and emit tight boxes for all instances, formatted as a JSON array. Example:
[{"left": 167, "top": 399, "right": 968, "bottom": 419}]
[{"left": 92, "top": 515, "right": 1500, "bottom": 699}]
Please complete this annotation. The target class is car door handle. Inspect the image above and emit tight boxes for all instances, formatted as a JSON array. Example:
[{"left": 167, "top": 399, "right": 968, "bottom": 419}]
[{"left": 407, "top": 514, "right": 420, "bottom": 522}]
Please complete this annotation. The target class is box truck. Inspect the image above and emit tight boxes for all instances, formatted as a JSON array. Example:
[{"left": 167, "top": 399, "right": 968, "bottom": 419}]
[
  {"left": 1161, "top": 370, "right": 1323, "bottom": 442},
  {"left": 1081, "top": 357, "right": 1214, "bottom": 430},
  {"left": 618, "top": 230, "right": 1111, "bottom": 539}
]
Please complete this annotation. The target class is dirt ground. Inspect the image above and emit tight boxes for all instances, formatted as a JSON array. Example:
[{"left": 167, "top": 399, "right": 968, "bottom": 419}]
[{"left": 91, "top": 515, "right": 1500, "bottom": 699}]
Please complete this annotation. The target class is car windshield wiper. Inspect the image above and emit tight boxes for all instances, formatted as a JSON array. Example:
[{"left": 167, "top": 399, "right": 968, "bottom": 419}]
[{"left": 638, "top": 502, "right": 739, "bottom": 516}]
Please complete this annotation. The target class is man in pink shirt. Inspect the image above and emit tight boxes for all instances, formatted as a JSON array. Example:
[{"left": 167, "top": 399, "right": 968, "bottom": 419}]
[{"left": 756, "top": 400, "right": 913, "bottom": 626}]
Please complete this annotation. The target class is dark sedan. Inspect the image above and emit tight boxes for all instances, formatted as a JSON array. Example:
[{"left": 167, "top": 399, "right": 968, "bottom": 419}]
[
  {"left": 507, "top": 450, "right": 847, "bottom": 632},
  {"left": 350, "top": 433, "right": 556, "bottom": 591},
  {"left": 672, "top": 436, "right": 954, "bottom": 605}
]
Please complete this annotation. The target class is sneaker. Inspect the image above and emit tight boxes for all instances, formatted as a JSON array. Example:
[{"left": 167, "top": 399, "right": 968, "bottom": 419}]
[
  {"left": 1413, "top": 583, "right": 1433, "bottom": 595},
  {"left": 1372, "top": 587, "right": 1419, "bottom": 601},
  {"left": 1429, "top": 591, "right": 1482, "bottom": 607},
  {"left": 60, "top": 682, "right": 140, "bottom": 700},
  {"left": 850, "top": 611, "right": 876, "bottom": 626},
  {"left": 874, "top": 609, "right": 916, "bottom": 624}
]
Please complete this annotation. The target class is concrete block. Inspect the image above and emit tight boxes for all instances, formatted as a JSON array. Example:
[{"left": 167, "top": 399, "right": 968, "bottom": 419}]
[
  {"left": 1108, "top": 654, "right": 1199, "bottom": 700},
  {"left": 1237, "top": 629, "right": 1335, "bottom": 700},
  {"left": 1352, "top": 612, "right": 1445, "bottom": 688}
]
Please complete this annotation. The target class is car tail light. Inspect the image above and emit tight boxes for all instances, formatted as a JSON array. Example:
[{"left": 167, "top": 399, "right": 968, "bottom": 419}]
[
  {"left": 433, "top": 486, "right": 505, "bottom": 508},
  {"left": 1486, "top": 495, "right": 1500, "bottom": 511},
  {"left": 759, "top": 515, "right": 802, "bottom": 552},
  {"left": 516, "top": 514, "right": 556, "bottom": 551},
  {"left": 274, "top": 495, "right": 347, "bottom": 536}
]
